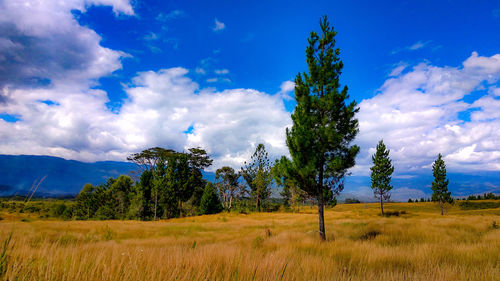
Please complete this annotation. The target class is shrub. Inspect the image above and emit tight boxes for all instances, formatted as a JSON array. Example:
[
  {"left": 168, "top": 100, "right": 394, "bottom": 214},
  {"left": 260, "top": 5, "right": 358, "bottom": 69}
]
[
  {"left": 382, "top": 210, "right": 407, "bottom": 217},
  {"left": 50, "top": 203, "right": 67, "bottom": 217},
  {"left": 359, "top": 230, "right": 381, "bottom": 240},
  {"left": 61, "top": 207, "right": 73, "bottom": 220}
]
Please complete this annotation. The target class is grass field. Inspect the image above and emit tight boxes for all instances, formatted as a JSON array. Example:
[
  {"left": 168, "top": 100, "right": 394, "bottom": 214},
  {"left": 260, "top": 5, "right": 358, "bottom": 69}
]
[{"left": 1, "top": 202, "right": 499, "bottom": 281}]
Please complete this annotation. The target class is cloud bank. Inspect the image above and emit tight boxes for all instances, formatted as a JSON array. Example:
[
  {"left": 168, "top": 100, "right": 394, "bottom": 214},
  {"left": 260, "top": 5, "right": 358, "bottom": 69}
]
[{"left": 356, "top": 51, "right": 500, "bottom": 175}]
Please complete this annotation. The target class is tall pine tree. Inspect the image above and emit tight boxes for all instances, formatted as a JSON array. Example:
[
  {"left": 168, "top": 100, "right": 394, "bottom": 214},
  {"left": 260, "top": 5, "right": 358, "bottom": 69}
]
[
  {"left": 370, "top": 140, "right": 394, "bottom": 215},
  {"left": 431, "top": 153, "right": 452, "bottom": 215},
  {"left": 285, "top": 16, "right": 359, "bottom": 240},
  {"left": 241, "top": 144, "right": 272, "bottom": 212}
]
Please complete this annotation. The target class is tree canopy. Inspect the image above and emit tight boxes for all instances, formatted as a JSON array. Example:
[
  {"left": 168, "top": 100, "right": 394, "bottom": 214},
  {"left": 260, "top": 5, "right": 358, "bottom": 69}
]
[{"left": 241, "top": 143, "right": 272, "bottom": 212}]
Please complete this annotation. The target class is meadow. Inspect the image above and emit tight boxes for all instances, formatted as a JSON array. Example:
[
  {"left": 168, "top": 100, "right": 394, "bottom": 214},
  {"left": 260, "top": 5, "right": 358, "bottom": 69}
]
[{"left": 1, "top": 201, "right": 499, "bottom": 281}]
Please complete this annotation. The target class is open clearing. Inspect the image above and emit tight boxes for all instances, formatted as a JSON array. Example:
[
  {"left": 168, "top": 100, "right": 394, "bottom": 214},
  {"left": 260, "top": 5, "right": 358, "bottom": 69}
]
[{"left": 1, "top": 202, "right": 499, "bottom": 281}]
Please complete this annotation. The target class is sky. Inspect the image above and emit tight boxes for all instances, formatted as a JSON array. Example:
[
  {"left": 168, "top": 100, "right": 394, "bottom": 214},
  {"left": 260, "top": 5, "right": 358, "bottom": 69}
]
[{"left": 1, "top": 0, "right": 500, "bottom": 199}]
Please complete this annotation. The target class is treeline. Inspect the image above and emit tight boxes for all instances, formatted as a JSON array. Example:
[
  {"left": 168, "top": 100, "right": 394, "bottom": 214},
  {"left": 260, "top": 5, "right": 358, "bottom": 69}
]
[
  {"left": 407, "top": 192, "right": 500, "bottom": 203},
  {"left": 464, "top": 193, "right": 500, "bottom": 200},
  {"left": 69, "top": 145, "right": 307, "bottom": 220}
]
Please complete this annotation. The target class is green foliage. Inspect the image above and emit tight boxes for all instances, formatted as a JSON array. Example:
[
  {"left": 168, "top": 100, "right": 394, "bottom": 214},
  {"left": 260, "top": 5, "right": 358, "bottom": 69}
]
[
  {"left": 370, "top": 140, "right": 394, "bottom": 215},
  {"left": 135, "top": 169, "right": 154, "bottom": 220},
  {"left": 109, "top": 175, "right": 135, "bottom": 219},
  {"left": 61, "top": 206, "right": 73, "bottom": 220},
  {"left": 431, "top": 154, "right": 453, "bottom": 215},
  {"left": 74, "top": 183, "right": 97, "bottom": 219},
  {"left": 241, "top": 144, "right": 272, "bottom": 212},
  {"left": 73, "top": 175, "right": 134, "bottom": 220},
  {"left": 216, "top": 166, "right": 240, "bottom": 211},
  {"left": 284, "top": 16, "right": 359, "bottom": 239},
  {"left": 50, "top": 203, "right": 67, "bottom": 217},
  {"left": 458, "top": 201, "right": 500, "bottom": 210},
  {"left": 467, "top": 193, "right": 500, "bottom": 200},
  {"left": 273, "top": 156, "right": 307, "bottom": 209},
  {"left": 200, "top": 182, "right": 223, "bottom": 215}
]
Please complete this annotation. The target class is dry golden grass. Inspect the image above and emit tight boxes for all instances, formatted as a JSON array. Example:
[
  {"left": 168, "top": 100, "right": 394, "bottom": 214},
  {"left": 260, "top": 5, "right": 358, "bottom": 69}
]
[{"left": 1, "top": 202, "right": 499, "bottom": 281}]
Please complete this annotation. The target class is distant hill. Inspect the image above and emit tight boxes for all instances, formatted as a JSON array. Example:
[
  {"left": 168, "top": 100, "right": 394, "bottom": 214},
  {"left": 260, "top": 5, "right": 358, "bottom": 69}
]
[
  {"left": 0, "top": 154, "right": 218, "bottom": 197},
  {"left": 0, "top": 155, "right": 137, "bottom": 196}
]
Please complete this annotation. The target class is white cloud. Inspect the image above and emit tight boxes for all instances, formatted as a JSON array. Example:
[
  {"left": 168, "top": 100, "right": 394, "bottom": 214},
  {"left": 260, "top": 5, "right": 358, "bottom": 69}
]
[
  {"left": 280, "top": 80, "right": 295, "bottom": 93},
  {"left": 408, "top": 40, "right": 430, "bottom": 50},
  {"left": 195, "top": 67, "right": 206, "bottom": 75},
  {"left": 156, "top": 10, "right": 185, "bottom": 21},
  {"left": 213, "top": 18, "right": 225, "bottom": 31},
  {"left": 388, "top": 63, "right": 408, "bottom": 77},
  {"left": 143, "top": 32, "right": 159, "bottom": 41},
  {"left": 278, "top": 80, "right": 295, "bottom": 100},
  {"left": 491, "top": 87, "right": 500, "bottom": 96},
  {"left": 0, "top": 0, "right": 132, "bottom": 89},
  {"left": 356, "top": 52, "right": 500, "bottom": 175},
  {"left": 214, "top": 69, "right": 229, "bottom": 75},
  {"left": 392, "top": 40, "right": 432, "bottom": 54},
  {"left": 0, "top": 67, "right": 291, "bottom": 170}
]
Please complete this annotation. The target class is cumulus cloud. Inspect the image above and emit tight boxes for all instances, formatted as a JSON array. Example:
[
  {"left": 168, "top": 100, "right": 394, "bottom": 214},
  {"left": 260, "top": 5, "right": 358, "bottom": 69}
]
[
  {"left": 0, "top": 67, "right": 291, "bottom": 170},
  {"left": 0, "top": 0, "right": 133, "bottom": 90},
  {"left": 356, "top": 52, "right": 500, "bottom": 176}
]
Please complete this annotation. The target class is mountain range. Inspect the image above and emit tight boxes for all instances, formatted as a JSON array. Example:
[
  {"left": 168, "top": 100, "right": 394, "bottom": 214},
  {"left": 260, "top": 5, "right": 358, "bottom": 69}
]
[{"left": 1, "top": 155, "right": 498, "bottom": 200}]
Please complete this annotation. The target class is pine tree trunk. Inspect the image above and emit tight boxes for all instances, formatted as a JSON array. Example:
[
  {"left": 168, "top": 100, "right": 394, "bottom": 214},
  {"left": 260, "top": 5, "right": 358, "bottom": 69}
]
[
  {"left": 440, "top": 201, "right": 444, "bottom": 215},
  {"left": 380, "top": 197, "right": 384, "bottom": 215},
  {"left": 318, "top": 193, "right": 326, "bottom": 241},
  {"left": 318, "top": 163, "right": 326, "bottom": 241}
]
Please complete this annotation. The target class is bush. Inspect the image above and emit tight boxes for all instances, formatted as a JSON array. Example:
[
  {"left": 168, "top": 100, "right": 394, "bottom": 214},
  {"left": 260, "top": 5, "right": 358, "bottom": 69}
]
[
  {"left": 382, "top": 210, "right": 407, "bottom": 217},
  {"left": 50, "top": 203, "right": 67, "bottom": 217},
  {"left": 359, "top": 230, "right": 381, "bottom": 240},
  {"left": 492, "top": 221, "right": 499, "bottom": 230},
  {"left": 61, "top": 207, "right": 73, "bottom": 220}
]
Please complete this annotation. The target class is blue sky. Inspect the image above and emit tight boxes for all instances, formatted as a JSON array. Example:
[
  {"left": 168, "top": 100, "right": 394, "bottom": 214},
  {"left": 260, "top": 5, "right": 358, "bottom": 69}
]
[
  {"left": 77, "top": 0, "right": 500, "bottom": 102},
  {"left": 1, "top": 0, "right": 500, "bottom": 199}
]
